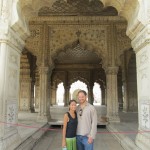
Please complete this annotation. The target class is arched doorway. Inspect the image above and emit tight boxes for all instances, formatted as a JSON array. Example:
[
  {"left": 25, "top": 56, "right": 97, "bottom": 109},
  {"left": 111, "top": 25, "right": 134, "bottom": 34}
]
[
  {"left": 1, "top": 0, "right": 150, "bottom": 150},
  {"left": 70, "top": 80, "right": 88, "bottom": 101}
]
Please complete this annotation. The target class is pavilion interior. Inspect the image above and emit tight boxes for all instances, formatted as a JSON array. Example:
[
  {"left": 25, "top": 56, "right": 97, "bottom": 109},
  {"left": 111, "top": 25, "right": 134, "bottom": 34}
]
[{"left": 17, "top": 0, "right": 138, "bottom": 149}]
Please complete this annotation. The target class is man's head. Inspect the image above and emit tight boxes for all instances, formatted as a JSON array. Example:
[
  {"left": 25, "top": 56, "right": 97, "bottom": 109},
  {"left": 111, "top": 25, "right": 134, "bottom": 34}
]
[{"left": 77, "top": 90, "right": 87, "bottom": 104}]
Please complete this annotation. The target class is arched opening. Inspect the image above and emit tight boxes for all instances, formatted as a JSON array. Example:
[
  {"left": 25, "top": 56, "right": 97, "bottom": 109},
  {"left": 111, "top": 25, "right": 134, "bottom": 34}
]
[
  {"left": 70, "top": 80, "right": 88, "bottom": 101},
  {"left": 56, "top": 82, "right": 65, "bottom": 105},
  {"left": 93, "top": 82, "right": 102, "bottom": 106}
]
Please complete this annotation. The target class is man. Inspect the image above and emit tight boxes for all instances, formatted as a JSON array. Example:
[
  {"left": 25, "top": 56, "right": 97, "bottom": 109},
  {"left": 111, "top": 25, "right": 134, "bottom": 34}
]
[{"left": 76, "top": 90, "right": 97, "bottom": 150}]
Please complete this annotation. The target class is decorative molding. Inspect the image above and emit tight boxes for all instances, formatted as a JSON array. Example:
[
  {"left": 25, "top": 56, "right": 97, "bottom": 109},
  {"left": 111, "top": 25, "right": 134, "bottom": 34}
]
[
  {"left": 116, "top": 24, "right": 131, "bottom": 55},
  {"left": 0, "top": 28, "right": 25, "bottom": 51},
  {"left": 1, "top": 0, "right": 10, "bottom": 21},
  {"left": 19, "top": 53, "right": 31, "bottom": 111},
  {"left": 25, "top": 25, "right": 43, "bottom": 56},
  {"left": 7, "top": 103, "right": 16, "bottom": 127},
  {"left": 49, "top": 25, "right": 108, "bottom": 60},
  {"left": 131, "top": 25, "right": 150, "bottom": 52},
  {"left": 106, "top": 66, "right": 119, "bottom": 75},
  {"left": 38, "top": 0, "right": 118, "bottom": 16},
  {"left": 26, "top": 16, "right": 127, "bottom": 68},
  {"left": 30, "top": 16, "right": 125, "bottom": 23},
  {"left": 39, "top": 66, "right": 49, "bottom": 74},
  {"left": 141, "top": 104, "right": 150, "bottom": 129},
  {"left": 52, "top": 71, "right": 66, "bottom": 83}
]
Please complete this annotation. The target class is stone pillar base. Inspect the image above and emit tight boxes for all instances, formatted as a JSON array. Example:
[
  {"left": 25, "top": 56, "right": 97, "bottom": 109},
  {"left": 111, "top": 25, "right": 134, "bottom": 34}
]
[
  {"left": 108, "top": 115, "right": 120, "bottom": 122},
  {"left": 136, "top": 133, "right": 150, "bottom": 150}
]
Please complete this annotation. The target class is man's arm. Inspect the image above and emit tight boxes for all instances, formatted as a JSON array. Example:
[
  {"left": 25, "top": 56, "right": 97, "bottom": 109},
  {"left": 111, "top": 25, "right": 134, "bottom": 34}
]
[{"left": 89, "top": 108, "right": 97, "bottom": 139}]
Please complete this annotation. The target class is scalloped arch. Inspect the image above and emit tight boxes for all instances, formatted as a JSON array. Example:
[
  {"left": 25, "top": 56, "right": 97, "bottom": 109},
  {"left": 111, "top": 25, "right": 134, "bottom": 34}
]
[
  {"left": 94, "top": 79, "right": 106, "bottom": 89},
  {"left": 18, "top": 0, "right": 143, "bottom": 39},
  {"left": 16, "top": 0, "right": 147, "bottom": 46},
  {"left": 52, "top": 39, "right": 105, "bottom": 66},
  {"left": 69, "top": 77, "right": 89, "bottom": 88},
  {"left": 19, "top": 0, "right": 140, "bottom": 23}
]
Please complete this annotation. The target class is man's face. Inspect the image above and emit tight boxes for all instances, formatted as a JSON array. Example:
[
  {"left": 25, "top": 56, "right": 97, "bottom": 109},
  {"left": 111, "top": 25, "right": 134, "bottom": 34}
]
[{"left": 78, "top": 92, "right": 87, "bottom": 104}]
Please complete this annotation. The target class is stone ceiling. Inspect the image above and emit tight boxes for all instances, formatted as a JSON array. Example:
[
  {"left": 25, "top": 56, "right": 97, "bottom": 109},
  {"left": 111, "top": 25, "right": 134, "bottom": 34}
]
[
  {"left": 54, "top": 42, "right": 101, "bottom": 64},
  {"left": 38, "top": 0, "right": 118, "bottom": 16}
]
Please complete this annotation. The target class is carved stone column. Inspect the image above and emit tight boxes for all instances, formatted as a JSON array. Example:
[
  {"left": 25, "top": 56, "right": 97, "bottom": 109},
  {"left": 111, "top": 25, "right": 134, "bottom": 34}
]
[
  {"left": 0, "top": 0, "right": 30, "bottom": 147},
  {"left": 34, "top": 83, "right": 40, "bottom": 112},
  {"left": 118, "top": 71, "right": 123, "bottom": 110},
  {"left": 0, "top": 21, "right": 27, "bottom": 150},
  {"left": 64, "top": 71, "right": 69, "bottom": 106},
  {"left": 64, "top": 86, "right": 70, "bottom": 106},
  {"left": 51, "top": 83, "right": 57, "bottom": 105},
  {"left": 47, "top": 80, "right": 51, "bottom": 107},
  {"left": 122, "top": 82, "right": 128, "bottom": 112},
  {"left": 88, "top": 87, "right": 94, "bottom": 104},
  {"left": 34, "top": 68, "right": 40, "bottom": 112},
  {"left": 19, "top": 54, "right": 31, "bottom": 111},
  {"left": 106, "top": 67, "right": 120, "bottom": 122},
  {"left": 118, "top": 83, "right": 123, "bottom": 110},
  {"left": 30, "top": 81, "right": 35, "bottom": 112},
  {"left": 131, "top": 25, "right": 150, "bottom": 150},
  {"left": 37, "top": 66, "right": 50, "bottom": 122},
  {"left": 101, "top": 87, "right": 105, "bottom": 105},
  {"left": 120, "top": 53, "right": 128, "bottom": 112}
]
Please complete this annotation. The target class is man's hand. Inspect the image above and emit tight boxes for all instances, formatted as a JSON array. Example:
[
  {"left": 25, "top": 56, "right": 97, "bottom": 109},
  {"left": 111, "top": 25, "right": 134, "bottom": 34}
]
[{"left": 88, "top": 136, "right": 93, "bottom": 144}]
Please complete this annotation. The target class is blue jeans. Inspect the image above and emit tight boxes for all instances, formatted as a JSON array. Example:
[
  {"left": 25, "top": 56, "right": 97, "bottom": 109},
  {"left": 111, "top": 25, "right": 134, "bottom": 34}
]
[{"left": 76, "top": 135, "right": 94, "bottom": 150}]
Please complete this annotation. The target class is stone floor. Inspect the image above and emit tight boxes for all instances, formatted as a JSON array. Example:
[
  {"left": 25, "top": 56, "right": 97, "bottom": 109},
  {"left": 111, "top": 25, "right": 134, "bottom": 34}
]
[
  {"left": 16, "top": 108, "right": 139, "bottom": 150},
  {"left": 32, "top": 127, "right": 124, "bottom": 150},
  {"left": 107, "top": 112, "right": 139, "bottom": 150},
  {"left": 18, "top": 112, "right": 46, "bottom": 141}
]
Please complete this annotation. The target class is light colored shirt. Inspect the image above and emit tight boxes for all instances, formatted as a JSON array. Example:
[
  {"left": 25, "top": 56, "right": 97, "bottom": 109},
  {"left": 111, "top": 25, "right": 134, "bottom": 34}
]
[{"left": 76, "top": 102, "right": 97, "bottom": 139}]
